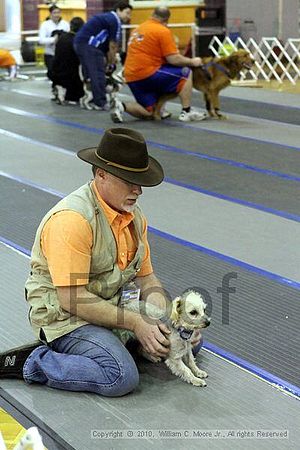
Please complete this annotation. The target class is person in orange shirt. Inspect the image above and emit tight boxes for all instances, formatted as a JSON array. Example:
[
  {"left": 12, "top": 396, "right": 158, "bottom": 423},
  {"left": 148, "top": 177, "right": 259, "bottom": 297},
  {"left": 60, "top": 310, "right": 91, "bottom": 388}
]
[
  {"left": 111, "top": 6, "right": 207, "bottom": 123},
  {"left": 0, "top": 49, "right": 17, "bottom": 79},
  {"left": 0, "top": 127, "right": 201, "bottom": 396}
]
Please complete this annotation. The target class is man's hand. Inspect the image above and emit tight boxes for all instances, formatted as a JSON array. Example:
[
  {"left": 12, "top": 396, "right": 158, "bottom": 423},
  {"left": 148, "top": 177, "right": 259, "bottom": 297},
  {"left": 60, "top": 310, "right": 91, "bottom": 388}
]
[
  {"left": 190, "top": 57, "right": 203, "bottom": 67},
  {"left": 133, "top": 317, "right": 170, "bottom": 358},
  {"left": 191, "top": 330, "right": 202, "bottom": 348}
]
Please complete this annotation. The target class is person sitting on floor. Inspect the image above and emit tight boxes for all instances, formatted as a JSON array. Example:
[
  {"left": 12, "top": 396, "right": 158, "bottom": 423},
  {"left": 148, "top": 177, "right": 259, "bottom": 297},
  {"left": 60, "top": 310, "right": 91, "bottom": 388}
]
[
  {"left": 0, "top": 49, "right": 17, "bottom": 79},
  {"left": 0, "top": 127, "right": 203, "bottom": 396}
]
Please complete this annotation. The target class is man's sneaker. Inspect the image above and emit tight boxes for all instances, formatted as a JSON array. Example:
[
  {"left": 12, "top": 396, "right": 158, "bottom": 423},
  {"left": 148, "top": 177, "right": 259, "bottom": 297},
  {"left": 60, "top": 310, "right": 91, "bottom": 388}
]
[
  {"left": 111, "top": 98, "right": 124, "bottom": 123},
  {"left": 56, "top": 85, "right": 66, "bottom": 105},
  {"left": 51, "top": 86, "right": 58, "bottom": 102},
  {"left": 179, "top": 109, "right": 207, "bottom": 122},
  {"left": 80, "top": 97, "right": 110, "bottom": 111},
  {"left": 160, "top": 109, "right": 172, "bottom": 120},
  {"left": 0, "top": 342, "right": 42, "bottom": 379}
]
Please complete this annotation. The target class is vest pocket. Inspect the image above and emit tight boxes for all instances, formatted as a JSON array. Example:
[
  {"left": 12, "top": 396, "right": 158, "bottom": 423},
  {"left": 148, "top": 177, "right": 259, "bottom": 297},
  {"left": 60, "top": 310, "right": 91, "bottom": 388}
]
[
  {"left": 30, "top": 291, "right": 70, "bottom": 326},
  {"left": 31, "top": 302, "right": 58, "bottom": 326}
]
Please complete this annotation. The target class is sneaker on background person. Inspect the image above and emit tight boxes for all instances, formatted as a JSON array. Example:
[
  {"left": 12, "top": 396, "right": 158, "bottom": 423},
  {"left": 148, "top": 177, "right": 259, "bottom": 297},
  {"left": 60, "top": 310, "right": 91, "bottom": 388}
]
[
  {"left": 179, "top": 109, "right": 207, "bottom": 122},
  {"left": 111, "top": 97, "right": 124, "bottom": 123},
  {"left": 56, "top": 85, "right": 66, "bottom": 105},
  {"left": 80, "top": 96, "right": 110, "bottom": 111},
  {"left": 160, "top": 108, "right": 172, "bottom": 120},
  {"left": 110, "top": 98, "right": 172, "bottom": 123},
  {"left": 51, "top": 86, "right": 58, "bottom": 102}
]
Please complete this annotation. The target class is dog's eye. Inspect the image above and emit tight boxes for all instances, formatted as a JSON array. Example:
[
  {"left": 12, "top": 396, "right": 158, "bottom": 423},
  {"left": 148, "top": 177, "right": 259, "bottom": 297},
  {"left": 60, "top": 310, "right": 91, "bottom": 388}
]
[{"left": 189, "top": 310, "right": 198, "bottom": 316}]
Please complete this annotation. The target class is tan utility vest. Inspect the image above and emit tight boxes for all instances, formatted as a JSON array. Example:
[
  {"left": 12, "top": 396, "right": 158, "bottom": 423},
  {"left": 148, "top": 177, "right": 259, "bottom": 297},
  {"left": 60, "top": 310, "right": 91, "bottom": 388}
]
[{"left": 25, "top": 182, "right": 145, "bottom": 343}]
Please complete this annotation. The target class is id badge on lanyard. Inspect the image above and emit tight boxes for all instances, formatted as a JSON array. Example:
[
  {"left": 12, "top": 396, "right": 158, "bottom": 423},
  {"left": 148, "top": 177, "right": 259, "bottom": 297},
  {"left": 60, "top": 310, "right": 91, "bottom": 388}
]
[{"left": 120, "top": 282, "right": 140, "bottom": 307}]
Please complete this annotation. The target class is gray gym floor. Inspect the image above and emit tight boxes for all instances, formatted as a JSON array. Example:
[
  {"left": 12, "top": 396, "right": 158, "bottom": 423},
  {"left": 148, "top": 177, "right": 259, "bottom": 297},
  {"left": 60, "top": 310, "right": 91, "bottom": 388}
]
[{"left": 0, "top": 73, "right": 299, "bottom": 449}]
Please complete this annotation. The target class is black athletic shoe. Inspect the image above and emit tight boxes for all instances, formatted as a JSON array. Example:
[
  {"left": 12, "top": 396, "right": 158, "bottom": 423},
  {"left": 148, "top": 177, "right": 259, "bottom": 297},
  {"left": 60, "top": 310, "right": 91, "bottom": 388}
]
[{"left": 0, "top": 342, "right": 42, "bottom": 379}]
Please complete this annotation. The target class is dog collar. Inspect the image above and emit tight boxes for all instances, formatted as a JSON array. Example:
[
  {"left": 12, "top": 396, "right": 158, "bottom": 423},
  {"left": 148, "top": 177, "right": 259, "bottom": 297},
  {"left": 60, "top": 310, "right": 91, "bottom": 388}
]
[
  {"left": 160, "top": 317, "right": 194, "bottom": 340},
  {"left": 177, "top": 327, "right": 194, "bottom": 341},
  {"left": 202, "top": 61, "right": 231, "bottom": 78}
]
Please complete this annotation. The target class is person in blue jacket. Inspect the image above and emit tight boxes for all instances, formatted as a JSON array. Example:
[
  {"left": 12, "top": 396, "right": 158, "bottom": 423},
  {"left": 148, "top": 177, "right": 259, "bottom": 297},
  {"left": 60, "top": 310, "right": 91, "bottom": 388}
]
[{"left": 73, "top": 1, "right": 132, "bottom": 110}]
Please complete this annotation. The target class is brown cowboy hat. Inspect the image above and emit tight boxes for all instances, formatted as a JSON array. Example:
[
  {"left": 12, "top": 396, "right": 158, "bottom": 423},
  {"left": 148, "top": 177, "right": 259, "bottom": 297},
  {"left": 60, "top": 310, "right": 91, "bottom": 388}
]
[{"left": 77, "top": 128, "right": 164, "bottom": 187}]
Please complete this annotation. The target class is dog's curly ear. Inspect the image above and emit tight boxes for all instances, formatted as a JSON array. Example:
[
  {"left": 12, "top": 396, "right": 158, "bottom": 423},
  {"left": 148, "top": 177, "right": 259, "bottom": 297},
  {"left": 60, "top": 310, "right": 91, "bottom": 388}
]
[{"left": 171, "top": 296, "right": 182, "bottom": 323}]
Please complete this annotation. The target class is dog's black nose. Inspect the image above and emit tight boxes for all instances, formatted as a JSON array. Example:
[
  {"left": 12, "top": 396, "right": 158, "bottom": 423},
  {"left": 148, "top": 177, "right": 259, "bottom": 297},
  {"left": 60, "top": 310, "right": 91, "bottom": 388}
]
[{"left": 204, "top": 318, "right": 211, "bottom": 327}]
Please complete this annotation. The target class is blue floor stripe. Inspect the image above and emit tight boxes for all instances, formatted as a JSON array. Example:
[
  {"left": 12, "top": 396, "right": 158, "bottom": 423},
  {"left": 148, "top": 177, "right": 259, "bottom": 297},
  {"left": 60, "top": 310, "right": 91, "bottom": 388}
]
[
  {"left": 164, "top": 115, "right": 300, "bottom": 151},
  {"left": 0, "top": 171, "right": 65, "bottom": 198},
  {"left": 165, "top": 177, "right": 300, "bottom": 223},
  {"left": 0, "top": 236, "right": 31, "bottom": 257},
  {"left": 0, "top": 128, "right": 75, "bottom": 156},
  {"left": 148, "top": 226, "right": 300, "bottom": 291},
  {"left": 2, "top": 126, "right": 300, "bottom": 224},
  {"left": 149, "top": 141, "right": 300, "bottom": 183},
  {"left": 4, "top": 84, "right": 300, "bottom": 133},
  {"left": 1, "top": 171, "right": 299, "bottom": 291},
  {"left": 203, "top": 342, "right": 300, "bottom": 398},
  {"left": 1, "top": 105, "right": 300, "bottom": 183},
  {"left": 224, "top": 97, "right": 300, "bottom": 112},
  {"left": 0, "top": 235, "right": 298, "bottom": 398},
  {"left": 0, "top": 105, "right": 103, "bottom": 134}
]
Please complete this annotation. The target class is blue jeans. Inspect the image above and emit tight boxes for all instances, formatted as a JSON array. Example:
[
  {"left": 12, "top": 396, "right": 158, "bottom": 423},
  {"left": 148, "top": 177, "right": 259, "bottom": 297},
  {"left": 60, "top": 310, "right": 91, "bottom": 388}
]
[
  {"left": 23, "top": 325, "right": 204, "bottom": 397},
  {"left": 23, "top": 325, "right": 139, "bottom": 397},
  {"left": 73, "top": 42, "right": 107, "bottom": 107}
]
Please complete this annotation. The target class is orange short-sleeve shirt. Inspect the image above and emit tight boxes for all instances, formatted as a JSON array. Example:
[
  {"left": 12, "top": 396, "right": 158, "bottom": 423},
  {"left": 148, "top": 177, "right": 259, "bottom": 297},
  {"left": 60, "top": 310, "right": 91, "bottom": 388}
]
[
  {"left": 124, "top": 19, "right": 178, "bottom": 82},
  {"left": 41, "top": 182, "right": 153, "bottom": 286},
  {"left": 0, "top": 49, "right": 16, "bottom": 67}
]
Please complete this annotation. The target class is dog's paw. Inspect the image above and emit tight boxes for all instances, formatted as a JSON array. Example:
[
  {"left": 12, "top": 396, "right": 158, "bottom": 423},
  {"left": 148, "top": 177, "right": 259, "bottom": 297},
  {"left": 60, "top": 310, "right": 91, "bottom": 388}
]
[
  {"left": 194, "top": 369, "right": 208, "bottom": 379},
  {"left": 217, "top": 114, "right": 227, "bottom": 120},
  {"left": 215, "top": 109, "right": 227, "bottom": 120},
  {"left": 191, "top": 377, "right": 207, "bottom": 387}
]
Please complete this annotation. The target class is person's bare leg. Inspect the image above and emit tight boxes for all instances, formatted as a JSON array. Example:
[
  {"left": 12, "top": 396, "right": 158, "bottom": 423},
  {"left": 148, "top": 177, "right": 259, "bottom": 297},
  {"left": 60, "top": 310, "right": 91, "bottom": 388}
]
[
  {"left": 153, "top": 93, "right": 176, "bottom": 120},
  {"left": 176, "top": 72, "right": 207, "bottom": 122},
  {"left": 124, "top": 101, "right": 153, "bottom": 119},
  {"left": 178, "top": 72, "right": 193, "bottom": 109}
]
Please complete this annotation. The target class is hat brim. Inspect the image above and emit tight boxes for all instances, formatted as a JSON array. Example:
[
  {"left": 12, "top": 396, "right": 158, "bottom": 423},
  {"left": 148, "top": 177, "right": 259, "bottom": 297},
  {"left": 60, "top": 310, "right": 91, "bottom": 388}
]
[{"left": 77, "top": 147, "right": 164, "bottom": 187}]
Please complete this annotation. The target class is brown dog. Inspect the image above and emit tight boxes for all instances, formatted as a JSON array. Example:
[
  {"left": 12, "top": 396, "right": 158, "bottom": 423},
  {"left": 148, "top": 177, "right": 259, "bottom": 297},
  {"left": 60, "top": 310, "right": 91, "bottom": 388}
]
[
  {"left": 193, "top": 49, "right": 254, "bottom": 119},
  {"left": 154, "top": 49, "right": 254, "bottom": 120}
]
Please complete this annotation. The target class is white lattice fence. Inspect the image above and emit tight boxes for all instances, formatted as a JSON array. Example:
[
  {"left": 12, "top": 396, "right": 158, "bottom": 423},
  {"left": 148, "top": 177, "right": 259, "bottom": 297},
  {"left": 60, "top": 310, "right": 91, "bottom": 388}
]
[{"left": 208, "top": 36, "right": 300, "bottom": 84}]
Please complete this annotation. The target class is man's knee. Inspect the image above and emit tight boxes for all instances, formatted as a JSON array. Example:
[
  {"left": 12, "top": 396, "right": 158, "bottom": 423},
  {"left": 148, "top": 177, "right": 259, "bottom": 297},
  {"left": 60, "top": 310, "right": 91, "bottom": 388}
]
[
  {"left": 104, "top": 359, "right": 139, "bottom": 397},
  {"left": 179, "top": 75, "right": 192, "bottom": 93}
]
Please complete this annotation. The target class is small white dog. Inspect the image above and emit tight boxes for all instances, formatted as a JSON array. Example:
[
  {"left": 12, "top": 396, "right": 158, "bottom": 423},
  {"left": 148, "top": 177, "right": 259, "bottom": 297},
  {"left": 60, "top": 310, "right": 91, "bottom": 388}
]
[{"left": 122, "top": 289, "right": 210, "bottom": 387}]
